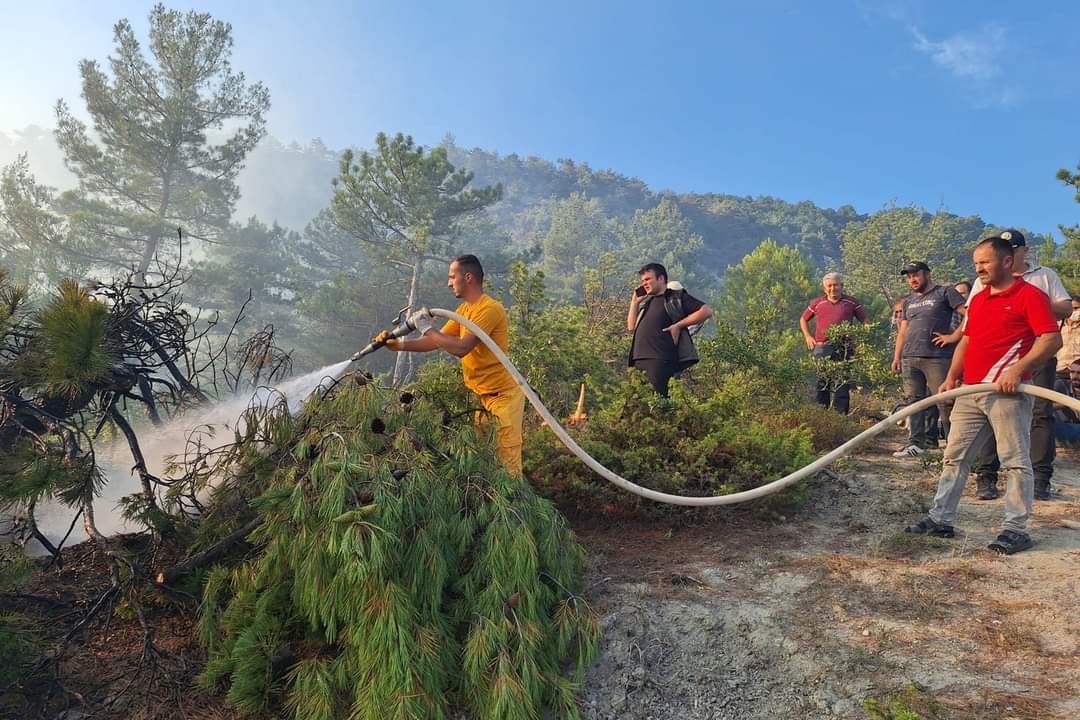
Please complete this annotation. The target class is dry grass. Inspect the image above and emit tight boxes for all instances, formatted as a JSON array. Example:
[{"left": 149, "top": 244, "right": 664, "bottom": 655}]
[{"left": 871, "top": 531, "right": 953, "bottom": 559}]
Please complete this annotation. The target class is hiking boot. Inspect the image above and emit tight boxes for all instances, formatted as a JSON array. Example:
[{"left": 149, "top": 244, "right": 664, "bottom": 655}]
[
  {"left": 892, "top": 444, "right": 925, "bottom": 458},
  {"left": 988, "top": 530, "right": 1033, "bottom": 555},
  {"left": 1034, "top": 478, "right": 1052, "bottom": 501},
  {"left": 904, "top": 517, "right": 955, "bottom": 538},
  {"left": 975, "top": 475, "right": 1000, "bottom": 501}
]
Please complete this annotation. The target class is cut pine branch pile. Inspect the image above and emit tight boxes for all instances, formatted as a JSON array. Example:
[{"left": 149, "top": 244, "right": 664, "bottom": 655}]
[{"left": 197, "top": 376, "right": 600, "bottom": 720}]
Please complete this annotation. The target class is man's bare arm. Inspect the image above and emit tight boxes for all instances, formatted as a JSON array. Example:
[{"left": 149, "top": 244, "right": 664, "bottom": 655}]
[
  {"left": 627, "top": 293, "right": 641, "bottom": 333},
  {"left": 892, "top": 319, "right": 908, "bottom": 372},
  {"left": 675, "top": 305, "right": 712, "bottom": 329},
  {"left": 939, "top": 336, "right": 970, "bottom": 392},
  {"left": 799, "top": 316, "right": 817, "bottom": 351}
]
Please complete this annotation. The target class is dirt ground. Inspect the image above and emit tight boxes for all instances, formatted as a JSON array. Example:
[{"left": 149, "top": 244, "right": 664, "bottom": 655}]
[
  {"left": 6, "top": 430, "right": 1079, "bottom": 719},
  {"left": 576, "top": 433, "right": 1080, "bottom": 720}
]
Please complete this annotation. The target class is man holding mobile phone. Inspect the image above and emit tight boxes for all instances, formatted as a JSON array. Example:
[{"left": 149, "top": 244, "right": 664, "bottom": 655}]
[{"left": 627, "top": 263, "right": 712, "bottom": 396}]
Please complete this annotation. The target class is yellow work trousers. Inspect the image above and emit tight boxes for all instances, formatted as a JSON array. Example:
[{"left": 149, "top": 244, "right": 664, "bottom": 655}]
[{"left": 476, "top": 386, "right": 525, "bottom": 477}]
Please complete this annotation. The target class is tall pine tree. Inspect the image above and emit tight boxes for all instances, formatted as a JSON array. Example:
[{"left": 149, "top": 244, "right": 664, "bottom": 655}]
[
  {"left": 52, "top": 3, "right": 270, "bottom": 279},
  {"left": 331, "top": 132, "right": 502, "bottom": 384}
]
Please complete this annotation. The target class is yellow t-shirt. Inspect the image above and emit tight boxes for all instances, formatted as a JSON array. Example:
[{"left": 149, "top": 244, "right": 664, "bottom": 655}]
[{"left": 441, "top": 294, "right": 516, "bottom": 396}]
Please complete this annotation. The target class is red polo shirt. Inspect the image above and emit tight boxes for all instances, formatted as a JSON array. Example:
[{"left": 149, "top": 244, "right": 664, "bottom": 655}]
[
  {"left": 963, "top": 277, "right": 1059, "bottom": 383},
  {"left": 801, "top": 295, "right": 867, "bottom": 342}
]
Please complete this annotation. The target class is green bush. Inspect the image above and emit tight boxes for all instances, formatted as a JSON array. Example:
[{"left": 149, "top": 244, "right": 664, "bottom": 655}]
[
  {"left": 510, "top": 303, "right": 626, "bottom": 418},
  {"left": 862, "top": 683, "right": 947, "bottom": 720},
  {"left": 766, "top": 404, "right": 860, "bottom": 453},
  {"left": 198, "top": 377, "right": 599, "bottom": 720},
  {"left": 0, "top": 546, "right": 40, "bottom": 710},
  {"left": 525, "top": 372, "right": 818, "bottom": 513}
]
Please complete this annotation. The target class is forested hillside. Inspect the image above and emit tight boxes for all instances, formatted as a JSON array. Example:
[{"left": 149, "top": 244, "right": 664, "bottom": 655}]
[
  {"left": 5, "top": 127, "right": 1020, "bottom": 282},
  {"left": 0, "top": 126, "right": 1051, "bottom": 372}
]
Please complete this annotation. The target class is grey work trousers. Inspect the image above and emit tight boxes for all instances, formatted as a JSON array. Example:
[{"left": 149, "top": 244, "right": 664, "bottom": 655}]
[
  {"left": 928, "top": 391, "right": 1034, "bottom": 534},
  {"left": 971, "top": 358, "right": 1056, "bottom": 482},
  {"left": 901, "top": 356, "right": 952, "bottom": 448}
]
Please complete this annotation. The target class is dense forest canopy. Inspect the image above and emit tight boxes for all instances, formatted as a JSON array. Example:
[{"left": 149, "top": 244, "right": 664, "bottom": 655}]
[
  {"left": 2, "top": 122, "right": 1062, "bottom": 379},
  {"left": 2, "top": 127, "right": 1051, "bottom": 294}
]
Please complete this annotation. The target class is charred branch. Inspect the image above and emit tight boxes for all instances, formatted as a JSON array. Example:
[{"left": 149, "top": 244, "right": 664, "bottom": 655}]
[
  {"left": 108, "top": 407, "right": 161, "bottom": 509},
  {"left": 155, "top": 517, "right": 261, "bottom": 587}
]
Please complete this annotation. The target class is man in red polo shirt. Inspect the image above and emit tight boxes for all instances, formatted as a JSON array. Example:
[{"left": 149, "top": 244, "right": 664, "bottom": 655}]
[
  {"left": 800, "top": 272, "right": 867, "bottom": 414},
  {"left": 905, "top": 235, "right": 1061, "bottom": 555}
]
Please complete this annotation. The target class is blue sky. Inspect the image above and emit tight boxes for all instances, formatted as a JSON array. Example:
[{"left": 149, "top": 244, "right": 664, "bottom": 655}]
[{"left": 2, "top": 1, "right": 1078, "bottom": 236}]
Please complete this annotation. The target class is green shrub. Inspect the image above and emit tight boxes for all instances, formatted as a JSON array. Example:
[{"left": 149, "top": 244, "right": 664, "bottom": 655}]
[
  {"left": 510, "top": 303, "right": 626, "bottom": 418},
  {"left": 766, "top": 404, "right": 860, "bottom": 453},
  {"left": 863, "top": 684, "right": 947, "bottom": 720},
  {"left": 525, "top": 372, "right": 820, "bottom": 513},
  {"left": 0, "top": 546, "right": 40, "bottom": 710}
]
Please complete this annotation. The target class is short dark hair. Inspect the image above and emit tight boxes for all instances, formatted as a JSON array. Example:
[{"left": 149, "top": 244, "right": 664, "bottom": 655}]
[
  {"left": 451, "top": 254, "right": 484, "bottom": 283},
  {"left": 638, "top": 262, "right": 668, "bottom": 282},
  {"left": 976, "top": 235, "right": 1014, "bottom": 259}
]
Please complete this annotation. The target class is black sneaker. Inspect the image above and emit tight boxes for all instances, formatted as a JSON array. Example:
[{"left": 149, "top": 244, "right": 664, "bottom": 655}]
[
  {"left": 988, "top": 530, "right": 1033, "bottom": 555},
  {"left": 1033, "top": 479, "right": 1052, "bottom": 501},
  {"left": 975, "top": 476, "right": 1000, "bottom": 501},
  {"left": 904, "top": 517, "right": 955, "bottom": 538}
]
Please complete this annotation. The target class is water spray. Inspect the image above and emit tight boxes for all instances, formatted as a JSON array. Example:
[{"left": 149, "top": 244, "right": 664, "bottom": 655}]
[{"left": 354, "top": 306, "right": 1080, "bottom": 507}]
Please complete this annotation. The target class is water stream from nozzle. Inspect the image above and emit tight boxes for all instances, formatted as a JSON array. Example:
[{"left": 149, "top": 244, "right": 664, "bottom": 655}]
[{"left": 8, "top": 360, "right": 354, "bottom": 555}]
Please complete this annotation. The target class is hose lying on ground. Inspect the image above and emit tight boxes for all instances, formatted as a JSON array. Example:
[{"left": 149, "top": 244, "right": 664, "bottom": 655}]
[{"left": 425, "top": 307, "right": 1080, "bottom": 507}]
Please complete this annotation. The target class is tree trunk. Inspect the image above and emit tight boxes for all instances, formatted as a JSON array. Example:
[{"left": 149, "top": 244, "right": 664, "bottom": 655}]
[
  {"left": 137, "top": 165, "right": 173, "bottom": 281},
  {"left": 392, "top": 258, "right": 424, "bottom": 385}
]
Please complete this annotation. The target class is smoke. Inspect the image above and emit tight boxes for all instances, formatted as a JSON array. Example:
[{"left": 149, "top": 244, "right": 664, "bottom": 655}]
[{"left": 17, "top": 360, "right": 353, "bottom": 555}]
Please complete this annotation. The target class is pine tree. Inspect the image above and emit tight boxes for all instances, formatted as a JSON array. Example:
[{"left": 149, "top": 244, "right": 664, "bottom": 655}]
[
  {"left": 198, "top": 377, "right": 600, "bottom": 719},
  {"left": 51, "top": 4, "right": 270, "bottom": 278},
  {"left": 331, "top": 133, "right": 502, "bottom": 384}
]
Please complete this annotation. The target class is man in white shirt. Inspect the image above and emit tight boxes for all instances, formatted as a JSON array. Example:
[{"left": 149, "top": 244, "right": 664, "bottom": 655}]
[{"left": 934, "top": 230, "right": 1070, "bottom": 500}]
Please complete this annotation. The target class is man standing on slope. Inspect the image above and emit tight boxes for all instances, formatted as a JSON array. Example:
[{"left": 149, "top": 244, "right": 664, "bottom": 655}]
[
  {"left": 800, "top": 272, "right": 867, "bottom": 414},
  {"left": 627, "top": 262, "right": 713, "bottom": 397},
  {"left": 377, "top": 254, "right": 525, "bottom": 477},
  {"left": 891, "top": 261, "right": 966, "bottom": 457},
  {"left": 933, "top": 230, "right": 1070, "bottom": 500},
  {"left": 905, "top": 235, "right": 1061, "bottom": 555}
]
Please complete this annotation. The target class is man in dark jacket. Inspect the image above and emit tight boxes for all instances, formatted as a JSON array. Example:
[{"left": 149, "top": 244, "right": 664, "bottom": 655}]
[{"left": 627, "top": 263, "right": 712, "bottom": 396}]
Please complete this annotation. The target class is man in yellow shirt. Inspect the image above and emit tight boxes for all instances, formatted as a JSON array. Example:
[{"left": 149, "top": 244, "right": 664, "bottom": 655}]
[{"left": 379, "top": 254, "right": 525, "bottom": 476}]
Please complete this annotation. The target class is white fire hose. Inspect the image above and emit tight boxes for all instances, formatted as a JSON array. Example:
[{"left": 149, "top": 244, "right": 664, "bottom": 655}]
[{"left": 410, "top": 307, "right": 1078, "bottom": 507}]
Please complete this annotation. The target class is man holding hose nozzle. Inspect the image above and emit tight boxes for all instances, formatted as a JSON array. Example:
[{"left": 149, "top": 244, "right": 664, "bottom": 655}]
[
  {"left": 905, "top": 235, "right": 1061, "bottom": 555},
  {"left": 373, "top": 254, "right": 525, "bottom": 477}
]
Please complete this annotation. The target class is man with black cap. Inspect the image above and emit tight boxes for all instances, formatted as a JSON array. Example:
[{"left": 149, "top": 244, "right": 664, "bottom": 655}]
[
  {"left": 891, "top": 261, "right": 965, "bottom": 457},
  {"left": 934, "top": 230, "right": 1070, "bottom": 500}
]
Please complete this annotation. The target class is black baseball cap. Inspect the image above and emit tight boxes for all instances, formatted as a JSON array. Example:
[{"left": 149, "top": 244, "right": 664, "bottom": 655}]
[
  {"left": 998, "top": 229, "right": 1026, "bottom": 248},
  {"left": 900, "top": 261, "right": 930, "bottom": 276}
]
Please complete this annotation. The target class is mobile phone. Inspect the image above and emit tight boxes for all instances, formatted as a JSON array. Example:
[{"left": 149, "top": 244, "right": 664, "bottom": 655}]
[{"left": 635, "top": 285, "right": 647, "bottom": 297}]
